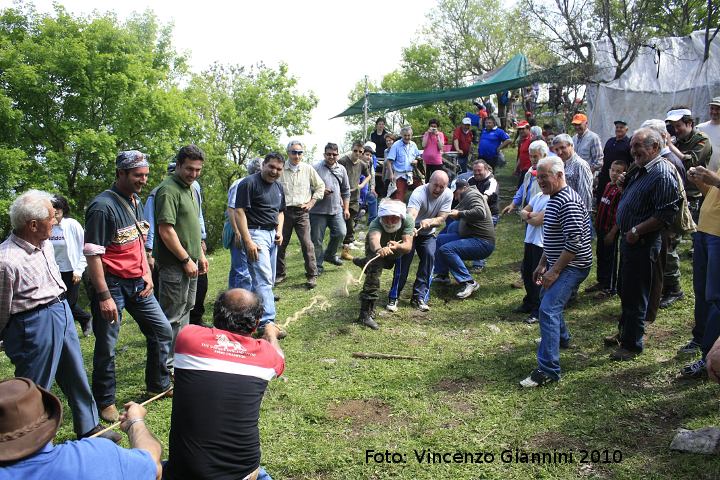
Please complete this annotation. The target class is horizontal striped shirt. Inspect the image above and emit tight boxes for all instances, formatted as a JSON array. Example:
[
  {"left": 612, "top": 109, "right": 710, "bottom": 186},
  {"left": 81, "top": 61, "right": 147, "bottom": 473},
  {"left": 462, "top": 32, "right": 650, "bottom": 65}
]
[
  {"left": 0, "top": 234, "right": 66, "bottom": 333},
  {"left": 543, "top": 186, "right": 593, "bottom": 270},
  {"left": 616, "top": 156, "right": 679, "bottom": 233}
]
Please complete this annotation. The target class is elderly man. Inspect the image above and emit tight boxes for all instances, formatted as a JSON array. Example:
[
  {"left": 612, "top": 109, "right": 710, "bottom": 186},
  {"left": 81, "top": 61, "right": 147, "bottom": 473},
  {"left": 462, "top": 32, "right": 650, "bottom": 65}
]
[
  {"left": 234, "top": 153, "right": 286, "bottom": 336},
  {"left": 571, "top": 113, "right": 604, "bottom": 172},
  {"left": 339, "top": 140, "right": 372, "bottom": 260},
  {"left": 677, "top": 165, "right": 720, "bottom": 378},
  {"left": 1, "top": 190, "right": 119, "bottom": 442},
  {"left": 386, "top": 126, "right": 421, "bottom": 201},
  {"left": 697, "top": 96, "right": 720, "bottom": 172},
  {"left": 453, "top": 117, "right": 475, "bottom": 174},
  {"left": 551, "top": 134, "right": 593, "bottom": 213},
  {"left": 0, "top": 378, "right": 161, "bottom": 479},
  {"left": 605, "top": 128, "right": 679, "bottom": 361},
  {"left": 85, "top": 151, "right": 172, "bottom": 423},
  {"left": 352, "top": 200, "right": 414, "bottom": 329},
  {"left": 154, "top": 145, "right": 209, "bottom": 370},
  {"left": 520, "top": 156, "right": 592, "bottom": 387},
  {"left": 477, "top": 116, "right": 512, "bottom": 170},
  {"left": 275, "top": 140, "right": 325, "bottom": 289},
  {"left": 310, "top": 143, "right": 351, "bottom": 271},
  {"left": 385, "top": 171, "right": 452, "bottom": 312},
  {"left": 433, "top": 179, "right": 496, "bottom": 299},
  {"left": 163, "top": 289, "right": 284, "bottom": 480},
  {"left": 596, "top": 120, "right": 633, "bottom": 207}
]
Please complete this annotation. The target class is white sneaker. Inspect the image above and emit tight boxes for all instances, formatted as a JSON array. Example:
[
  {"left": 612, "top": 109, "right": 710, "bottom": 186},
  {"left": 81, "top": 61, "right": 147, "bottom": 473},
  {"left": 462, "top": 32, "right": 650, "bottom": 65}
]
[
  {"left": 385, "top": 298, "right": 399, "bottom": 312},
  {"left": 456, "top": 281, "right": 479, "bottom": 299}
]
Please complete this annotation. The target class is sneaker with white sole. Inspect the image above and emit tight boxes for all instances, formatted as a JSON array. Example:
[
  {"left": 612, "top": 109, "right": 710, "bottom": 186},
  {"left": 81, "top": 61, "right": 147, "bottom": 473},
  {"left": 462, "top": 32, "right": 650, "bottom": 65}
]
[
  {"left": 385, "top": 298, "right": 399, "bottom": 312},
  {"left": 679, "top": 359, "right": 707, "bottom": 379},
  {"left": 411, "top": 297, "right": 430, "bottom": 312},
  {"left": 456, "top": 281, "right": 480, "bottom": 299},
  {"left": 678, "top": 339, "right": 701, "bottom": 354},
  {"left": 520, "top": 368, "right": 556, "bottom": 388}
]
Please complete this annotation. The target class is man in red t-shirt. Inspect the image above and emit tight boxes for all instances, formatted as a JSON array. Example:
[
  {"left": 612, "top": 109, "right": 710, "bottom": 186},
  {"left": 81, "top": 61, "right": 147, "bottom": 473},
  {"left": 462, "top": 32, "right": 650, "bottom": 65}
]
[
  {"left": 164, "top": 288, "right": 284, "bottom": 480},
  {"left": 453, "top": 117, "right": 475, "bottom": 174},
  {"left": 515, "top": 121, "right": 533, "bottom": 188}
]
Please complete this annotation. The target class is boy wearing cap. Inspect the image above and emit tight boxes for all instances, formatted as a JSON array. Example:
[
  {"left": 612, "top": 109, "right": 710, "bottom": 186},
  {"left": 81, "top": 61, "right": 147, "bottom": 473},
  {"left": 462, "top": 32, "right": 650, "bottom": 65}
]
[
  {"left": 453, "top": 117, "right": 475, "bottom": 174},
  {"left": 85, "top": 151, "right": 173, "bottom": 423},
  {"left": 571, "top": 113, "right": 604, "bottom": 172},
  {"left": 697, "top": 97, "right": 720, "bottom": 172},
  {"left": 0, "top": 377, "right": 162, "bottom": 479}
]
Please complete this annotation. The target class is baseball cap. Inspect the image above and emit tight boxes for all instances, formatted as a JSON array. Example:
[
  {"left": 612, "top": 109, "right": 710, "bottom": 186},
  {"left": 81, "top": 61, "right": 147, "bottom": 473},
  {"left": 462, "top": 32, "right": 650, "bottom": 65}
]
[
  {"left": 613, "top": 120, "right": 627, "bottom": 126},
  {"left": 461, "top": 117, "right": 472, "bottom": 125},
  {"left": 665, "top": 108, "right": 692, "bottom": 122},
  {"left": 571, "top": 113, "right": 588, "bottom": 124},
  {"left": 363, "top": 141, "right": 376, "bottom": 153},
  {"left": 708, "top": 96, "right": 720, "bottom": 107},
  {"left": 516, "top": 120, "right": 530, "bottom": 128}
]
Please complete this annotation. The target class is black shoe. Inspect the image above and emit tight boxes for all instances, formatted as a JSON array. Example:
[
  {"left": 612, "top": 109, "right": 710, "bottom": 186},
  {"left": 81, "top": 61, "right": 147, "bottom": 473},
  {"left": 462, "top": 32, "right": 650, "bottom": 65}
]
[
  {"left": 274, "top": 274, "right": 287, "bottom": 286},
  {"left": 513, "top": 304, "right": 532, "bottom": 314},
  {"left": 678, "top": 339, "right": 701, "bottom": 354},
  {"left": 603, "top": 333, "right": 620, "bottom": 348},
  {"left": 524, "top": 315, "right": 539, "bottom": 325},
  {"left": 352, "top": 257, "right": 369, "bottom": 269},
  {"left": 659, "top": 291, "right": 684, "bottom": 309},
  {"left": 411, "top": 297, "right": 430, "bottom": 312},
  {"left": 432, "top": 275, "right": 451, "bottom": 285},
  {"left": 80, "top": 319, "right": 93, "bottom": 337},
  {"left": 559, "top": 338, "right": 573, "bottom": 349},
  {"left": 80, "top": 425, "right": 122, "bottom": 444},
  {"left": 327, "top": 256, "right": 343, "bottom": 266},
  {"left": 610, "top": 347, "right": 640, "bottom": 361},
  {"left": 678, "top": 359, "right": 707, "bottom": 379}
]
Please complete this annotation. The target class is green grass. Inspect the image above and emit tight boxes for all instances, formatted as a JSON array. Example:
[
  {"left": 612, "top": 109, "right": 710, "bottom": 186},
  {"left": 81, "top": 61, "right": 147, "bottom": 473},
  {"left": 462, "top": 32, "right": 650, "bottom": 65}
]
[{"left": 3, "top": 160, "right": 719, "bottom": 479}]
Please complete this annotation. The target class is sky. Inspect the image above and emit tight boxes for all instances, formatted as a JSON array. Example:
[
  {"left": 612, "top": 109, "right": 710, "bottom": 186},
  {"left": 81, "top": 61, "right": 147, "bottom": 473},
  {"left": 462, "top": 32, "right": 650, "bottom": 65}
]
[{"left": 25, "top": 0, "right": 438, "bottom": 157}]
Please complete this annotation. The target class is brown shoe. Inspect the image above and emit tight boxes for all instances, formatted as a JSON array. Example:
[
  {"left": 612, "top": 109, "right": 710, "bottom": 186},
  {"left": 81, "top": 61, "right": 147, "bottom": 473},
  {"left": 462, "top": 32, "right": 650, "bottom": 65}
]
[
  {"left": 603, "top": 333, "right": 620, "bottom": 348},
  {"left": 511, "top": 276, "right": 523, "bottom": 289},
  {"left": 341, "top": 246, "right": 354, "bottom": 261},
  {"left": 80, "top": 424, "right": 122, "bottom": 444},
  {"left": 100, "top": 404, "right": 119, "bottom": 422},
  {"left": 146, "top": 387, "right": 174, "bottom": 400},
  {"left": 306, "top": 276, "right": 317, "bottom": 289},
  {"left": 585, "top": 282, "right": 604, "bottom": 293}
]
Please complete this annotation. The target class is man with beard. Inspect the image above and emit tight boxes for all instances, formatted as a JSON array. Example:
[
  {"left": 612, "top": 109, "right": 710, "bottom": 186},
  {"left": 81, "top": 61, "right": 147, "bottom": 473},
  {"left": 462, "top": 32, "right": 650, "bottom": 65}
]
[{"left": 352, "top": 200, "right": 414, "bottom": 329}]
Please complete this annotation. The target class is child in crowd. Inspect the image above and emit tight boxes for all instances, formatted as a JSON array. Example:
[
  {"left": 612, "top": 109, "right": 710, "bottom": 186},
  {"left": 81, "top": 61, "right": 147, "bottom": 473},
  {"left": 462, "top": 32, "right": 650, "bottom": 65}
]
[{"left": 587, "top": 159, "right": 627, "bottom": 298}]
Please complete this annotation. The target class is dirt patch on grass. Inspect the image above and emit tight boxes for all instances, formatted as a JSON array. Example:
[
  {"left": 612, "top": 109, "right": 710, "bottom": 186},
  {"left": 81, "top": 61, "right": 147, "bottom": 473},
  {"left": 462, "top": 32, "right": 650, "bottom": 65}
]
[
  {"left": 328, "top": 399, "right": 393, "bottom": 429},
  {"left": 528, "top": 431, "right": 584, "bottom": 450},
  {"left": 432, "top": 377, "right": 483, "bottom": 393}
]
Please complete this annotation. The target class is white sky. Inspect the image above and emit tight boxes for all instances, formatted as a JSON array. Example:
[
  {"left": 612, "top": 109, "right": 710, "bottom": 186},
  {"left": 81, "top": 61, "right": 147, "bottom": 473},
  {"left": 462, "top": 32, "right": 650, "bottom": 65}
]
[{"left": 25, "top": 0, "right": 439, "bottom": 157}]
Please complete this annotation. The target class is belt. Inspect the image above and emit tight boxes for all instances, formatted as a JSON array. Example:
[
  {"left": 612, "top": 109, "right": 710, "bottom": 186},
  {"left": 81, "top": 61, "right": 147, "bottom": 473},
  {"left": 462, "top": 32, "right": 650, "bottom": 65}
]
[
  {"left": 247, "top": 225, "right": 276, "bottom": 231},
  {"left": 286, "top": 205, "right": 305, "bottom": 210},
  {"left": 13, "top": 292, "right": 67, "bottom": 318}
]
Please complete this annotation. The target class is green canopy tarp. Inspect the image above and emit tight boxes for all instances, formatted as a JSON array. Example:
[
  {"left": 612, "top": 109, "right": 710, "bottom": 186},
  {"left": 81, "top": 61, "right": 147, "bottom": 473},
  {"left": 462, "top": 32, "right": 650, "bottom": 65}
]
[{"left": 333, "top": 54, "right": 568, "bottom": 118}]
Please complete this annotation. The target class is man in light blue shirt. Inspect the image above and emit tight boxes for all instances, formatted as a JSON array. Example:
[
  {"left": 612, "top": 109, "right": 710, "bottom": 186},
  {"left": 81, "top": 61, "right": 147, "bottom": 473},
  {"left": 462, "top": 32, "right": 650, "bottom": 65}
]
[{"left": 386, "top": 126, "right": 420, "bottom": 201}]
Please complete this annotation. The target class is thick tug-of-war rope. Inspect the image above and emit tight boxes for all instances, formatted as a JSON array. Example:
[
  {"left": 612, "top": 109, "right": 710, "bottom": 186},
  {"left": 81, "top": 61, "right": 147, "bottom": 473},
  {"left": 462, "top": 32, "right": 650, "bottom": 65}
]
[
  {"left": 280, "top": 295, "right": 331, "bottom": 329},
  {"left": 339, "top": 253, "right": 383, "bottom": 297},
  {"left": 89, "top": 388, "right": 173, "bottom": 438}
]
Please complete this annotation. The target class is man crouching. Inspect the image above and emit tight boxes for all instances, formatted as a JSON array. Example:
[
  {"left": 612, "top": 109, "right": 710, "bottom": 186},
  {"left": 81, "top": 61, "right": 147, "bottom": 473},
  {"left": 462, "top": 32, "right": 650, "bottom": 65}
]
[{"left": 353, "top": 200, "right": 413, "bottom": 329}]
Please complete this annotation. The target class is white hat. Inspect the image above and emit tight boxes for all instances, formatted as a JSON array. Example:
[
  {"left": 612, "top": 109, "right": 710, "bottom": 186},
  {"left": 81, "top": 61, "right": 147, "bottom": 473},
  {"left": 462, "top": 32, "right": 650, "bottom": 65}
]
[
  {"left": 378, "top": 199, "right": 406, "bottom": 218},
  {"left": 665, "top": 108, "right": 691, "bottom": 122},
  {"left": 363, "top": 141, "right": 376, "bottom": 153},
  {"left": 462, "top": 117, "right": 472, "bottom": 125}
]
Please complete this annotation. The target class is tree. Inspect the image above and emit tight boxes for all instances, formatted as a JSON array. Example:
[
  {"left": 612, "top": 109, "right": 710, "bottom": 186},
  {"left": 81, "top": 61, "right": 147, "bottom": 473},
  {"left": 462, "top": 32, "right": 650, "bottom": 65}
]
[{"left": 0, "top": 3, "right": 192, "bottom": 234}]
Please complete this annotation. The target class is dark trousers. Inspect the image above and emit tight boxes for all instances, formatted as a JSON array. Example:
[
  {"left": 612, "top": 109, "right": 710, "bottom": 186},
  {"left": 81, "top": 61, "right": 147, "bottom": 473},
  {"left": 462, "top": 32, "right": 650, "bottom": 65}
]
[
  {"left": 60, "top": 270, "right": 92, "bottom": 326},
  {"left": 695, "top": 232, "right": 720, "bottom": 349},
  {"left": 617, "top": 233, "right": 661, "bottom": 352},
  {"left": 276, "top": 206, "right": 318, "bottom": 279},
  {"left": 425, "top": 163, "right": 444, "bottom": 180},
  {"left": 388, "top": 234, "right": 436, "bottom": 303},
  {"left": 3, "top": 300, "right": 99, "bottom": 436},
  {"left": 595, "top": 231, "right": 619, "bottom": 293},
  {"left": 189, "top": 272, "right": 208, "bottom": 325},
  {"left": 343, "top": 205, "right": 360, "bottom": 245},
  {"left": 517, "top": 169, "right": 528, "bottom": 189},
  {"left": 645, "top": 231, "right": 668, "bottom": 324},
  {"left": 360, "top": 246, "right": 402, "bottom": 302},
  {"left": 90, "top": 275, "right": 172, "bottom": 406},
  {"left": 521, "top": 242, "right": 544, "bottom": 317}
]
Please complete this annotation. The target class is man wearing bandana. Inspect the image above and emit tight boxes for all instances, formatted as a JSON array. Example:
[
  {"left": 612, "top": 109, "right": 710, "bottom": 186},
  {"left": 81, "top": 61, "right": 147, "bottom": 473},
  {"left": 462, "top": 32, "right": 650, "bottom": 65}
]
[
  {"left": 352, "top": 200, "right": 414, "bottom": 329},
  {"left": 84, "top": 150, "right": 173, "bottom": 423}
]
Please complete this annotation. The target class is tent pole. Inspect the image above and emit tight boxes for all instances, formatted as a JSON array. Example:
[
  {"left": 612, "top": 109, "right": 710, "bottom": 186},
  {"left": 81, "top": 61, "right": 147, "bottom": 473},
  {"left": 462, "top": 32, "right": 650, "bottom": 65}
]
[{"left": 363, "top": 75, "right": 369, "bottom": 141}]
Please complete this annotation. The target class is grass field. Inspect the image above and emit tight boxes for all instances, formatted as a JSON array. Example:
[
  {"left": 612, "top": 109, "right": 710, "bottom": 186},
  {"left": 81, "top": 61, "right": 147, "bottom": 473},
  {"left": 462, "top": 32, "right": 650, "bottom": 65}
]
[{"left": 2, "top": 161, "right": 719, "bottom": 479}]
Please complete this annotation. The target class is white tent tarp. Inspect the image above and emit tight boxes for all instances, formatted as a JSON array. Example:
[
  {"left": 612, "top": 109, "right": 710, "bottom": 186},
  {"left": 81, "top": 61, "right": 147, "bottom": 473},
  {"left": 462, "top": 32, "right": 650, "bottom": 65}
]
[{"left": 587, "top": 30, "right": 720, "bottom": 142}]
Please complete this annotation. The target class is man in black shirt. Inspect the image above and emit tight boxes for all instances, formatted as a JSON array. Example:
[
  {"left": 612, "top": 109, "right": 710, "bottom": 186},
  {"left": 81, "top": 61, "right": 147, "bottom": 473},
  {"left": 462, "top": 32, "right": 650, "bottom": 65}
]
[
  {"left": 234, "top": 153, "right": 286, "bottom": 336},
  {"left": 596, "top": 120, "right": 633, "bottom": 207}
]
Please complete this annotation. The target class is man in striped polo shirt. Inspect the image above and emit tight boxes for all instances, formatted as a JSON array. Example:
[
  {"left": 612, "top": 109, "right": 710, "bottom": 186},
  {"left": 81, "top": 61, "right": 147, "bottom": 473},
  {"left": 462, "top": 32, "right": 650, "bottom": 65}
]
[
  {"left": 608, "top": 128, "right": 679, "bottom": 361},
  {"left": 520, "top": 156, "right": 592, "bottom": 387}
]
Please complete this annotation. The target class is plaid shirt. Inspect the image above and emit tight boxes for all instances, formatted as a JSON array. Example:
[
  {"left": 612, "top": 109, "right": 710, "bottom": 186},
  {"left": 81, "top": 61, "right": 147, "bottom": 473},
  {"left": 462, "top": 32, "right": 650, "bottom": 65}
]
[{"left": 0, "top": 233, "right": 66, "bottom": 333}]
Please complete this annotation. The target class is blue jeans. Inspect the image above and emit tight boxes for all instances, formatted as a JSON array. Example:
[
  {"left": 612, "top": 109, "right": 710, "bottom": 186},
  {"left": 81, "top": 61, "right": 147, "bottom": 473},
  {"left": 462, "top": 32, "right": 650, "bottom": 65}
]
[
  {"left": 472, "top": 214, "right": 499, "bottom": 268},
  {"left": 389, "top": 234, "right": 436, "bottom": 302},
  {"left": 537, "top": 266, "right": 590, "bottom": 379},
  {"left": 694, "top": 232, "right": 720, "bottom": 357},
  {"left": 618, "top": 233, "right": 661, "bottom": 352},
  {"left": 245, "top": 229, "right": 277, "bottom": 326},
  {"left": 367, "top": 192, "right": 378, "bottom": 223},
  {"left": 310, "top": 212, "right": 347, "bottom": 269},
  {"left": 434, "top": 221, "right": 495, "bottom": 283},
  {"left": 3, "top": 300, "right": 99, "bottom": 436},
  {"left": 91, "top": 275, "right": 172, "bottom": 406},
  {"left": 229, "top": 243, "right": 252, "bottom": 289}
]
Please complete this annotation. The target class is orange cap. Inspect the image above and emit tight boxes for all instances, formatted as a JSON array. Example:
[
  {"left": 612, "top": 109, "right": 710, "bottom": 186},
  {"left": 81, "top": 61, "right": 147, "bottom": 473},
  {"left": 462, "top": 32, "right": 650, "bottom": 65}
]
[{"left": 571, "top": 113, "right": 588, "bottom": 124}]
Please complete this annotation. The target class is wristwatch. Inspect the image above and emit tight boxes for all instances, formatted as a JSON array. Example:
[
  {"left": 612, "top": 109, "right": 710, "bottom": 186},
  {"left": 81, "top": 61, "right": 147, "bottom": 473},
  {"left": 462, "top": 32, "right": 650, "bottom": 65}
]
[
  {"left": 181, "top": 256, "right": 191, "bottom": 264},
  {"left": 631, "top": 227, "right": 639, "bottom": 237}
]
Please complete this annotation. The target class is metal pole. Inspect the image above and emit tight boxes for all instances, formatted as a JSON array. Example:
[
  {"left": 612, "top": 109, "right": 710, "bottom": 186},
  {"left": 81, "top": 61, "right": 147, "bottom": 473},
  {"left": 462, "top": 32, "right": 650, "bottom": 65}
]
[{"left": 363, "top": 75, "right": 369, "bottom": 142}]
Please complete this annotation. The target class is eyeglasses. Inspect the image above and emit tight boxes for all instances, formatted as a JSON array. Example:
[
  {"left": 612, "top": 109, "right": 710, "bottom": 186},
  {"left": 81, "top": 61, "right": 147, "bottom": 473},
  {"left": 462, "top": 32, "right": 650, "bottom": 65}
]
[
  {"left": 290, "top": 150, "right": 304, "bottom": 155},
  {"left": 325, "top": 152, "right": 338, "bottom": 157}
]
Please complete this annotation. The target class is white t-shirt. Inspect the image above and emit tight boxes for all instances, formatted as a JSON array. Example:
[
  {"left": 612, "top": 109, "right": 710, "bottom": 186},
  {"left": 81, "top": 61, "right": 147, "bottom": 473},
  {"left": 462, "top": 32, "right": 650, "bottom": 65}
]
[
  {"left": 524, "top": 192, "right": 550, "bottom": 247},
  {"left": 407, "top": 184, "right": 453, "bottom": 235},
  {"left": 697, "top": 121, "right": 720, "bottom": 172},
  {"left": 50, "top": 224, "right": 73, "bottom": 272}
]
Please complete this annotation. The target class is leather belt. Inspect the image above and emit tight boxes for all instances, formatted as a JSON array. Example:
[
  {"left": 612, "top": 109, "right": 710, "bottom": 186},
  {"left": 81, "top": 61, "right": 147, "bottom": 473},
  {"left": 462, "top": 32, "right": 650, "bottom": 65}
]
[{"left": 13, "top": 292, "right": 67, "bottom": 318}]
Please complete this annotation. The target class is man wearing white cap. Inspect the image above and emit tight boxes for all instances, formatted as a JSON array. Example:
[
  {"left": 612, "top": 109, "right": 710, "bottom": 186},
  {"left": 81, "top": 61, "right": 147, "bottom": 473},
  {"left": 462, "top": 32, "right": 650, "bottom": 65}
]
[
  {"left": 352, "top": 200, "right": 414, "bottom": 329},
  {"left": 697, "top": 96, "right": 720, "bottom": 172},
  {"left": 453, "top": 117, "right": 474, "bottom": 174}
]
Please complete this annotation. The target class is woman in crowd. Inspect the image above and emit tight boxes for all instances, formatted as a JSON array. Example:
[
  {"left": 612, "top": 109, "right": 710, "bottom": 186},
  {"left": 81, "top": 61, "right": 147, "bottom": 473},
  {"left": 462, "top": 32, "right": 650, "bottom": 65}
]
[{"left": 422, "top": 118, "right": 446, "bottom": 180}]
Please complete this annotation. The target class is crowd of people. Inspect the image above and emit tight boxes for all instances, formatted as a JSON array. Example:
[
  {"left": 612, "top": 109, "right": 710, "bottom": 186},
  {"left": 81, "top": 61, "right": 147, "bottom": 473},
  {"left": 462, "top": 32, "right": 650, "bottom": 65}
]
[{"left": 1, "top": 96, "right": 720, "bottom": 477}]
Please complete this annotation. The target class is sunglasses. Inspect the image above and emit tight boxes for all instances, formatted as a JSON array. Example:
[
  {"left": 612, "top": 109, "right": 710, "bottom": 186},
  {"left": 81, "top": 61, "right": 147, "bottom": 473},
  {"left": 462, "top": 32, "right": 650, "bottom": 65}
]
[
  {"left": 290, "top": 150, "right": 304, "bottom": 155},
  {"left": 325, "top": 152, "right": 338, "bottom": 157}
]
